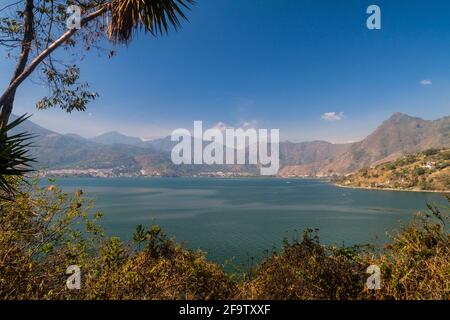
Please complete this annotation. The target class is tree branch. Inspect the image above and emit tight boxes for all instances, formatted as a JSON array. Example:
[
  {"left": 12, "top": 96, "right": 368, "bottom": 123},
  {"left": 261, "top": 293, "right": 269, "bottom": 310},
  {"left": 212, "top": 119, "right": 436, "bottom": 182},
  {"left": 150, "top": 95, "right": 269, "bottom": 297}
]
[
  {"left": 0, "top": 0, "right": 24, "bottom": 14},
  {"left": 10, "top": 0, "right": 34, "bottom": 83},
  {"left": 0, "top": 0, "right": 34, "bottom": 128},
  {"left": 0, "top": 5, "right": 108, "bottom": 111}
]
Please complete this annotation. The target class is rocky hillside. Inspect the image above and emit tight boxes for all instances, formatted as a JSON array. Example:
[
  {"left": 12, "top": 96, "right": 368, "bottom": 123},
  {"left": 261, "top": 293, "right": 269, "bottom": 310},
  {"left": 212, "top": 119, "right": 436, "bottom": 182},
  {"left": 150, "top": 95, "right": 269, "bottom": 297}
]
[
  {"left": 335, "top": 148, "right": 450, "bottom": 191},
  {"left": 279, "top": 113, "right": 450, "bottom": 177},
  {"left": 10, "top": 112, "right": 450, "bottom": 177}
]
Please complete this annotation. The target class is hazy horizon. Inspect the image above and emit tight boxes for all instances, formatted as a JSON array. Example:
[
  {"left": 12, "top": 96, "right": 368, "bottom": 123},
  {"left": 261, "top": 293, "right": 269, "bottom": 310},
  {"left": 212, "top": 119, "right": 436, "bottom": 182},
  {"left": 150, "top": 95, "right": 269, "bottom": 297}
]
[{"left": 12, "top": 111, "right": 449, "bottom": 145}]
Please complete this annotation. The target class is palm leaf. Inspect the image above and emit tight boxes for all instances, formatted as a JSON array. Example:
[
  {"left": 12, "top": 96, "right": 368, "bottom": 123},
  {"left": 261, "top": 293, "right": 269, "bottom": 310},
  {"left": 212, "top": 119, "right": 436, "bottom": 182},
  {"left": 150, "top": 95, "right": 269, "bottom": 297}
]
[
  {"left": 107, "top": 0, "right": 194, "bottom": 44},
  {"left": 0, "top": 114, "right": 35, "bottom": 196}
]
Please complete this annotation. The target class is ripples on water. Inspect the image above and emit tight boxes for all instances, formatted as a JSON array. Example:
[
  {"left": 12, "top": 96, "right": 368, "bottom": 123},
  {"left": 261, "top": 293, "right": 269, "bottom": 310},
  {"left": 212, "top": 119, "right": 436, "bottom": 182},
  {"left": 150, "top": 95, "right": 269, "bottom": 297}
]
[{"left": 51, "top": 177, "right": 443, "bottom": 265}]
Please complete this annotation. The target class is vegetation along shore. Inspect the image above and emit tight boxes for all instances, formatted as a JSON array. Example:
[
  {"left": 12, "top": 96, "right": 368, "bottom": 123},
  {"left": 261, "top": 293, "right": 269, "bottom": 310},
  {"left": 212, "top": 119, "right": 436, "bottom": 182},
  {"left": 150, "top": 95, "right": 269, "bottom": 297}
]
[
  {"left": 334, "top": 148, "right": 449, "bottom": 193},
  {"left": 0, "top": 180, "right": 448, "bottom": 300}
]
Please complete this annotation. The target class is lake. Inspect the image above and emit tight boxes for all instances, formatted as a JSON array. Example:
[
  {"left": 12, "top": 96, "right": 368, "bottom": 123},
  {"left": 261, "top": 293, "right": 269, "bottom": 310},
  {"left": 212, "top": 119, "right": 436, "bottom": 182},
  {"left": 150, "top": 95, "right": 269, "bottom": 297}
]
[{"left": 52, "top": 177, "right": 444, "bottom": 266}]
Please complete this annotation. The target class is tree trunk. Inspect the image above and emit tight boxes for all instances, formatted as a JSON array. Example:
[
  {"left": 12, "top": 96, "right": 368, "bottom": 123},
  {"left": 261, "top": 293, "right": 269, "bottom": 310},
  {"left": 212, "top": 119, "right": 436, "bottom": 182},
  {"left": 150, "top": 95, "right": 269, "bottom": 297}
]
[
  {"left": 0, "top": 92, "right": 16, "bottom": 131},
  {"left": 0, "top": 0, "right": 34, "bottom": 130},
  {"left": 0, "top": 5, "right": 107, "bottom": 130}
]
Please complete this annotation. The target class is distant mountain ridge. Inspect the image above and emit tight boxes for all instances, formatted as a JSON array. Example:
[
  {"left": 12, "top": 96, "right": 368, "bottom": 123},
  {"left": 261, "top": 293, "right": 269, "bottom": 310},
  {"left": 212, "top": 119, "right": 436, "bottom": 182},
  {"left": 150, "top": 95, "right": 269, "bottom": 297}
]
[
  {"left": 90, "top": 131, "right": 147, "bottom": 147},
  {"left": 279, "top": 113, "right": 450, "bottom": 176},
  {"left": 10, "top": 112, "right": 450, "bottom": 177}
]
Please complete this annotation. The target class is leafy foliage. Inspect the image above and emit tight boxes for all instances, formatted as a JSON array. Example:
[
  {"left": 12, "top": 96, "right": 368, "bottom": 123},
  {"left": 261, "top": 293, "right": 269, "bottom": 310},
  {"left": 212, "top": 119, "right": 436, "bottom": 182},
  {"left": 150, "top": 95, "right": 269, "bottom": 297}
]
[
  {"left": 336, "top": 148, "right": 450, "bottom": 191},
  {"left": 0, "top": 0, "right": 194, "bottom": 126},
  {"left": 365, "top": 197, "right": 450, "bottom": 299},
  {"left": 0, "top": 181, "right": 233, "bottom": 299},
  {"left": 240, "top": 197, "right": 449, "bottom": 300},
  {"left": 0, "top": 114, "right": 34, "bottom": 196},
  {"left": 36, "top": 66, "right": 99, "bottom": 112},
  {"left": 108, "top": 0, "right": 195, "bottom": 44},
  {"left": 0, "top": 181, "right": 448, "bottom": 300},
  {"left": 237, "top": 229, "right": 367, "bottom": 299}
]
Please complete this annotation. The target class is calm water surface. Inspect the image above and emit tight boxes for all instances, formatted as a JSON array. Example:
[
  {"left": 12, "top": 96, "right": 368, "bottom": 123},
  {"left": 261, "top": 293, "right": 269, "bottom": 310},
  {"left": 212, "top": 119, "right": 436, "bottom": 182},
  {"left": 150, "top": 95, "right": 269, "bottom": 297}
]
[{"left": 52, "top": 177, "right": 443, "bottom": 265}]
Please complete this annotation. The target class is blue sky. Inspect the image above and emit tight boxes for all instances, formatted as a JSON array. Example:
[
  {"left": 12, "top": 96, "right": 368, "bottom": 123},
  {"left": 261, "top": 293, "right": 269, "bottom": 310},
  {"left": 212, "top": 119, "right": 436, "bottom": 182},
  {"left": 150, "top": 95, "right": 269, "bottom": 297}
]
[{"left": 2, "top": 0, "right": 450, "bottom": 142}]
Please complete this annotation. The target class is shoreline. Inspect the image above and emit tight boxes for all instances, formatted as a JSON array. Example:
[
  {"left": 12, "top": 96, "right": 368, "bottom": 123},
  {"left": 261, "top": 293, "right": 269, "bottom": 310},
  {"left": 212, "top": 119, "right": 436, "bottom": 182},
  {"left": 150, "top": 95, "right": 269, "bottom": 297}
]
[
  {"left": 37, "top": 174, "right": 330, "bottom": 181},
  {"left": 34, "top": 174, "right": 450, "bottom": 194},
  {"left": 334, "top": 183, "right": 450, "bottom": 194}
]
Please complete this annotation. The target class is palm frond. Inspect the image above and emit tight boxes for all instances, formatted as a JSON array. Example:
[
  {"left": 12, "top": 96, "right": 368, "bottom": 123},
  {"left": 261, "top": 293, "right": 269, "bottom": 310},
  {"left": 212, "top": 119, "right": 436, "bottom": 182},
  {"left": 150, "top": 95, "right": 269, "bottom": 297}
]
[
  {"left": 107, "top": 0, "right": 194, "bottom": 44},
  {"left": 0, "top": 114, "right": 35, "bottom": 196}
]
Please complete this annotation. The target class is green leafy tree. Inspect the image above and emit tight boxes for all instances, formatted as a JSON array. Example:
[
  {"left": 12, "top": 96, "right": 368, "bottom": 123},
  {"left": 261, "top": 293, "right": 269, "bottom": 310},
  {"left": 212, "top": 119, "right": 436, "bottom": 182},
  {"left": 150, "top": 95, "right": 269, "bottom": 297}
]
[
  {"left": 0, "top": 0, "right": 194, "bottom": 130},
  {"left": 0, "top": 0, "right": 194, "bottom": 193}
]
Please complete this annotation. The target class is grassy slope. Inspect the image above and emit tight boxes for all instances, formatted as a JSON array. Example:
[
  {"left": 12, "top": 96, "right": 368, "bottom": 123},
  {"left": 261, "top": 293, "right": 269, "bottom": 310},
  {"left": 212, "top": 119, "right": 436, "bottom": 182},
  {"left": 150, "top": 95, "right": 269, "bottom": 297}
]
[{"left": 335, "top": 149, "right": 450, "bottom": 191}]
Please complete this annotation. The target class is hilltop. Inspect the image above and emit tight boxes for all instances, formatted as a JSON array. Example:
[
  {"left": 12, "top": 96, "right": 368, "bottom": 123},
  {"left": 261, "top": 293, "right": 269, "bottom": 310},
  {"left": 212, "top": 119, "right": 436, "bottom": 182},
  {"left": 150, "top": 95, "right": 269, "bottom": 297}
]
[
  {"left": 335, "top": 148, "right": 450, "bottom": 192},
  {"left": 10, "top": 112, "right": 450, "bottom": 178},
  {"left": 279, "top": 113, "right": 450, "bottom": 177}
]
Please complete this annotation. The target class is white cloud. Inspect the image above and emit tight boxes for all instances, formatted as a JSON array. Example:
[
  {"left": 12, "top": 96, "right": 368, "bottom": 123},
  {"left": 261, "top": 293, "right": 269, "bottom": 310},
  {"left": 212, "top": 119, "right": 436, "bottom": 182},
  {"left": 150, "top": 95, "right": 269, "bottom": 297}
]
[
  {"left": 240, "top": 120, "right": 258, "bottom": 129},
  {"left": 420, "top": 79, "right": 432, "bottom": 86},
  {"left": 211, "top": 121, "right": 228, "bottom": 132},
  {"left": 321, "top": 112, "right": 344, "bottom": 122},
  {"left": 211, "top": 120, "right": 258, "bottom": 131}
]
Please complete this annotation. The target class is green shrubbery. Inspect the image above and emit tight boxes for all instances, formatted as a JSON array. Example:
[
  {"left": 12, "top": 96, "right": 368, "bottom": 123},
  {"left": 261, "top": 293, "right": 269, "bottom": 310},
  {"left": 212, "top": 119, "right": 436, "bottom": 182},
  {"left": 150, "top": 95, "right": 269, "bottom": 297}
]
[
  {"left": 237, "top": 230, "right": 367, "bottom": 299},
  {"left": 336, "top": 149, "right": 450, "bottom": 191},
  {"left": 0, "top": 182, "right": 448, "bottom": 300},
  {"left": 423, "top": 148, "right": 440, "bottom": 156},
  {"left": 0, "top": 181, "right": 233, "bottom": 299},
  {"left": 366, "top": 202, "right": 449, "bottom": 299}
]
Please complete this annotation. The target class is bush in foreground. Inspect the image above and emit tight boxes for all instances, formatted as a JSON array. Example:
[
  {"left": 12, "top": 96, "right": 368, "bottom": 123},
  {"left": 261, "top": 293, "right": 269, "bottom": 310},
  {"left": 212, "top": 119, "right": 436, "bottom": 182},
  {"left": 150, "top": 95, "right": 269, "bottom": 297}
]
[
  {"left": 239, "top": 198, "right": 449, "bottom": 300},
  {"left": 365, "top": 201, "right": 449, "bottom": 299},
  {"left": 0, "top": 181, "right": 448, "bottom": 300},
  {"left": 0, "top": 181, "right": 233, "bottom": 299}
]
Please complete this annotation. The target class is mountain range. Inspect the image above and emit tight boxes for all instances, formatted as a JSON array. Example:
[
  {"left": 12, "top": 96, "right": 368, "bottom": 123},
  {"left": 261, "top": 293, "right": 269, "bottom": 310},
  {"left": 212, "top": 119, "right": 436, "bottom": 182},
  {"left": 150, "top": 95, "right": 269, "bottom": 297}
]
[{"left": 10, "top": 113, "right": 450, "bottom": 177}]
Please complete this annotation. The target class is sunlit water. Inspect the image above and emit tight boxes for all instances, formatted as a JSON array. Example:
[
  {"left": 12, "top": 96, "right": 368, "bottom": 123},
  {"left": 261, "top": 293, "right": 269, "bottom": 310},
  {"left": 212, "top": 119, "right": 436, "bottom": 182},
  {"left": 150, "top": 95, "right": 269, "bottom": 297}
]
[{"left": 51, "top": 177, "right": 444, "bottom": 266}]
